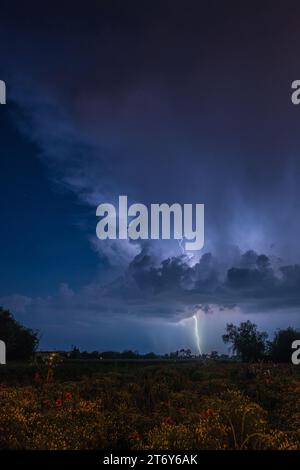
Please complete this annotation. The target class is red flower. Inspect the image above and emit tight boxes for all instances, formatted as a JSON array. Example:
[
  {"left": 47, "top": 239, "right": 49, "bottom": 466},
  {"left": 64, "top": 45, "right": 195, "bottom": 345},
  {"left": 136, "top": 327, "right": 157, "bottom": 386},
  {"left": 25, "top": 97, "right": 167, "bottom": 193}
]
[
  {"left": 55, "top": 399, "right": 62, "bottom": 407},
  {"left": 164, "top": 416, "right": 175, "bottom": 425},
  {"left": 65, "top": 392, "right": 72, "bottom": 401},
  {"left": 199, "top": 408, "right": 215, "bottom": 418},
  {"left": 179, "top": 407, "right": 187, "bottom": 414},
  {"left": 34, "top": 372, "right": 41, "bottom": 384},
  {"left": 43, "top": 399, "right": 51, "bottom": 407}
]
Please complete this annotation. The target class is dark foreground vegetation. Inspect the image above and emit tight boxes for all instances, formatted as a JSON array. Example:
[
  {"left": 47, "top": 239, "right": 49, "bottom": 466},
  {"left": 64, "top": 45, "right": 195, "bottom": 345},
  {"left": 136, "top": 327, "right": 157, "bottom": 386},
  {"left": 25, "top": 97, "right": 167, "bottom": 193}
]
[
  {"left": 1, "top": 307, "right": 300, "bottom": 449},
  {"left": 1, "top": 359, "right": 300, "bottom": 450}
]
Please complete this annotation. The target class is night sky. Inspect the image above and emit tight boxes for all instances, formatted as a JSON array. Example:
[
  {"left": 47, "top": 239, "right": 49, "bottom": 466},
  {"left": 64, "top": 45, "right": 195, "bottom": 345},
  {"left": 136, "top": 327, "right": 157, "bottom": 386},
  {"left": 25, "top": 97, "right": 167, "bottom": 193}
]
[{"left": 1, "top": 1, "right": 300, "bottom": 353}]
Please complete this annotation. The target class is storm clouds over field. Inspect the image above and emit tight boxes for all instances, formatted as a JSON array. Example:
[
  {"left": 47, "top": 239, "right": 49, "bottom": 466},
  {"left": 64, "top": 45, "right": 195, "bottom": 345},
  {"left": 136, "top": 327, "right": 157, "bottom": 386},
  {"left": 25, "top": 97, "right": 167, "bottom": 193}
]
[{"left": 1, "top": 1, "right": 300, "bottom": 351}]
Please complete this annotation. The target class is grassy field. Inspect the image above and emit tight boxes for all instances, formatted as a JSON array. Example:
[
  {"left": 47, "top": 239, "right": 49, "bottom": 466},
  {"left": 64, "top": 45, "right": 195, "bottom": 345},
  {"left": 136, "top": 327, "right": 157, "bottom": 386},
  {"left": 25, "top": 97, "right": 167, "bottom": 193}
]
[{"left": 1, "top": 359, "right": 300, "bottom": 450}]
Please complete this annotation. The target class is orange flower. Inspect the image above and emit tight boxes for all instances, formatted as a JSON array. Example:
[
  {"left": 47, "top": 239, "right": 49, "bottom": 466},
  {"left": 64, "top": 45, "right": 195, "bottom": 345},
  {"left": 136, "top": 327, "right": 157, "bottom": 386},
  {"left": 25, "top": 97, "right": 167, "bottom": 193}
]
[{"left": 55, "top": 399, "right": 62, "bottom": 407}]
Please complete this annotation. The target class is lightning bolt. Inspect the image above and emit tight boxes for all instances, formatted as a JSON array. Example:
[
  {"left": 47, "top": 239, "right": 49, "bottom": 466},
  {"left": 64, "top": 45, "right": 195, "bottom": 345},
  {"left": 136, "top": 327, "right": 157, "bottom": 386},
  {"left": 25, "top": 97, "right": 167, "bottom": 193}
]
[{"left": 193, "top": 313, "right": 202, "bottom": 355}]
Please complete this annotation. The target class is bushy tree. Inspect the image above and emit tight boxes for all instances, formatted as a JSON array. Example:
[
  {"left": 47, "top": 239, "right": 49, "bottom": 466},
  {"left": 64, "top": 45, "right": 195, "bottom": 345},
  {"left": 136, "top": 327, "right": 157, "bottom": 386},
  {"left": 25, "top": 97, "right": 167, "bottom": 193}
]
[
  {"left": 69, "top": 346, "right": 81, "bottom": 359},
  {"left": 0, "top": 307, "right": 38, "bottom": 360},
  {"left": 222, "top": 321, "right": 268, "bottom": 362},
  {"left": 270, "top": 327, "right": 300, "bottom": 362}
]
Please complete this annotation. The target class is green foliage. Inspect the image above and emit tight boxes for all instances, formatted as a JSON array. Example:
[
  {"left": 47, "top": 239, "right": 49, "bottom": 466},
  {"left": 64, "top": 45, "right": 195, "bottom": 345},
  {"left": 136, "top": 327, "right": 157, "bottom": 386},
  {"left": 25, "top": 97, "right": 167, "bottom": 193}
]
[
  {"left": 270, "top": 327, "right": 300, "bottom": 363},
  {"left": 0, "top": 307, "right": 39, "bottom": 360},
  {"left": 223, "top": 321, "right": 268, "bottom": 362}
]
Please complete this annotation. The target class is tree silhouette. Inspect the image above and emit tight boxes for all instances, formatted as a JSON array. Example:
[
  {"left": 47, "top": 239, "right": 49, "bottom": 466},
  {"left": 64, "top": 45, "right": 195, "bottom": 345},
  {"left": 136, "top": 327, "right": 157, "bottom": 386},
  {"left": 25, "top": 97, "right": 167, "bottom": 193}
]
[
  {"left": 223, "top": 321, "right": 268, "bottom": 362},
  {"left": 0, "top": 307, "right": 38, "bottom": 360},
  {"left": 270, "top": 327, "right": 300, "bottom": 362}
]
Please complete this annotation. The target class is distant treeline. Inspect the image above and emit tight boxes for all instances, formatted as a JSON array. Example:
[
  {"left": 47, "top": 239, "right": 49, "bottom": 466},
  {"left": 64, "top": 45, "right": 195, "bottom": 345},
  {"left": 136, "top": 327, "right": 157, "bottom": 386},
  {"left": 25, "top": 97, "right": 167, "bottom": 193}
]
[
  {"left": 65, "top": 347, "right": 207, "bottom": 360},
  {"left": 1, "top": 306, "right": 300, "bottom": 363},
  {"left": 69, "top": 348, "right": 160, "bottom": 360}
]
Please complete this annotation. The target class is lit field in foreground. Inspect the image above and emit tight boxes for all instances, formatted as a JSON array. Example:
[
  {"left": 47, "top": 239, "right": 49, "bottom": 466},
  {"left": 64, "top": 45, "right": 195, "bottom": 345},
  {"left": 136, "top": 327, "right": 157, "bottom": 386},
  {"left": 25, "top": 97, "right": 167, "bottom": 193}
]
[{"left": 1, "top": 361, "right": 300, "bottom": 450}]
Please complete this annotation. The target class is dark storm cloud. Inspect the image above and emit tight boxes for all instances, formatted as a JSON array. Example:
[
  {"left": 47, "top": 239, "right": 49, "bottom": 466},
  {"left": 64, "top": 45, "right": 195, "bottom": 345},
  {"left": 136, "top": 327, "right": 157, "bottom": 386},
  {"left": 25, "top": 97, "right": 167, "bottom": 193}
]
[
  {"left": 1, "top": 1, "right": 300, "bottom": 350},
  {"left": 125, "top": 249, "right": 300, "bottom": 313},
  {"left": 1, "top": 0, "right": 300, "bottom": 262},
  {"left": 2, "top": 246, "right": 300, "bottom": 351},
  {"left": 3, "top": 249, "right": 300, "bottom": 326}
]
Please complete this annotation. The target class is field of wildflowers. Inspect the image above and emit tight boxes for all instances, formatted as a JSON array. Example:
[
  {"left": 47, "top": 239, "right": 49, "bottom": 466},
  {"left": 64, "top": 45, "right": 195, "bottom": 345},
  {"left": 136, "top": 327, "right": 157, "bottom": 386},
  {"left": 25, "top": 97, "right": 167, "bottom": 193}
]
[{"left": 0, "top": 358, "right": 300, "bottom": 450}]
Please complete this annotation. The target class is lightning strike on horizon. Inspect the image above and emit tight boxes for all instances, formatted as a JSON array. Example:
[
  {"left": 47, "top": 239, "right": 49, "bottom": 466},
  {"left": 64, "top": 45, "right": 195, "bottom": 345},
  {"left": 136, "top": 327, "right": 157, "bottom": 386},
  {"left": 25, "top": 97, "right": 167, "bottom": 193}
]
[{"left": 193, "top": 313, "right": 202, "bottom": 355}]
